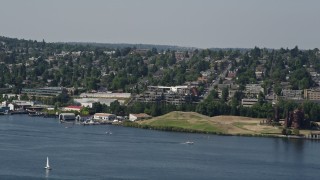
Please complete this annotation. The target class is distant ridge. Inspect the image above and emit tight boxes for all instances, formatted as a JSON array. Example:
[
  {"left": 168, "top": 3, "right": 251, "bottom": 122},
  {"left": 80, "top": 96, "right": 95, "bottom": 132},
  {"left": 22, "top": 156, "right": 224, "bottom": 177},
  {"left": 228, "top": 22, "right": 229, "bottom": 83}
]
[
  {"left": 63, "top": 42, "right": 198, "bottom": 51},
  {"left": 1, "top": 35, "right": 268, "bottom": 51}
]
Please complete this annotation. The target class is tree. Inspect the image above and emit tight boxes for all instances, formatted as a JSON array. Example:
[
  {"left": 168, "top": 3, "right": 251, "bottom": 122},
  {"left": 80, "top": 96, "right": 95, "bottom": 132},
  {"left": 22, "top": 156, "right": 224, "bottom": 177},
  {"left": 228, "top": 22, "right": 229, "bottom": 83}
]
[
  {"left": 110, "top": 101, "right": 126, "bottom": 116},
  {"left": 80, "top": 107, "right": 89, "bottom": 116},
  {"left": 221, "top": 87, "right": 229, "bottom": 103},
  {"left": 92, "top": 102, "right": 103, "bottom": 113},
  {"left": 167, "top": 51, "right": 176, "bottom": 66},
  {"left": 257, "top": 92, "right": 265, "bottom": 105},
  {"left": 207, "top": 90, "right": 219, "bottom": 101},
  {"left": 20, "top": 94, "right": 29, "bottom": 101},
  {"left": 113, "top": 48, "right": 121, "bottom": 57},
  {"left": 150, "top": 103, "right": 161, "bottom": 116}
]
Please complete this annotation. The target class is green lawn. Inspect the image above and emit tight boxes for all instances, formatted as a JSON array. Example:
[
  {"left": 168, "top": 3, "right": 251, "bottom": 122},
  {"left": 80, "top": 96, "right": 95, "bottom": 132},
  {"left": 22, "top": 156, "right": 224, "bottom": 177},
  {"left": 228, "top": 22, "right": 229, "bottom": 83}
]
[{"left": 141, "top": 111, "right": 225, "bottom": 133}]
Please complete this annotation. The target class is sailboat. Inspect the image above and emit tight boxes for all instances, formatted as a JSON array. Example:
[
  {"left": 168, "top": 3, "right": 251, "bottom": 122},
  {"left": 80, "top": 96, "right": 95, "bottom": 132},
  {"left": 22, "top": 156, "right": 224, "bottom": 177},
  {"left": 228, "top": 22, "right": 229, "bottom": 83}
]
[{"left": 44, "top": 157, "right": 52, "bottom": 170}]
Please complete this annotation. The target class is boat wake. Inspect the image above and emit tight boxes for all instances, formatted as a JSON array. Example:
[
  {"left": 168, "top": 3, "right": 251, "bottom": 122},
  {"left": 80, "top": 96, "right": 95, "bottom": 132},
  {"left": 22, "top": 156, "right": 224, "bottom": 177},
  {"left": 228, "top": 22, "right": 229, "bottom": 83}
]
[{"left": 181, "top": 141, "right": 194, "bottom": 145}]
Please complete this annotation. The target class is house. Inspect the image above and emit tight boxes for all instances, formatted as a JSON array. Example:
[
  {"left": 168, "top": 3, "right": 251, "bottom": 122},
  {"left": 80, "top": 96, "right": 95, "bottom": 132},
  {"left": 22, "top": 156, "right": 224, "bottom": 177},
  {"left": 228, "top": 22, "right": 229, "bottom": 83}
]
[
  {"left": 197, "top": 76, "right": 208, "bottom": 83},
  {"left": 175, "top": 51, "right": 186, "bottom": 61},
  {"left": 255, "top": 65, "right": 265, "bottom": 80},
  {"left": 93, "top": 113, "right": 116, "bottom": 121},
  {"left": 63, "top": 106, "right": 82, "bottom": 112},
  {"left": 226, "top": 71, "right": 236, "bottom": 80},
  {"left": 129, "top": 113, "right": 151, "bottom": 121}
]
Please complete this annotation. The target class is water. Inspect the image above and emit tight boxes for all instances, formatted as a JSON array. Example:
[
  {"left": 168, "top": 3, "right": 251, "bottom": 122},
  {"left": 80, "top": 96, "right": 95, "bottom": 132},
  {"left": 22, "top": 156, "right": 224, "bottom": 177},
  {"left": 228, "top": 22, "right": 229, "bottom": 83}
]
[{"left": 1, "top": 115, "right": 320, "bottom": 180}]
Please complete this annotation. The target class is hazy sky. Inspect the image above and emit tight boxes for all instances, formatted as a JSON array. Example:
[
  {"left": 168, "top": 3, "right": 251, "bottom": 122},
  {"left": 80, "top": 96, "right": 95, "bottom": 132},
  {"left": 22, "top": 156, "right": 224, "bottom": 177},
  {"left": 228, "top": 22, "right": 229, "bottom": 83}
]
[{"left": 1, "top": 0, "right": 320, "bottom": 49}]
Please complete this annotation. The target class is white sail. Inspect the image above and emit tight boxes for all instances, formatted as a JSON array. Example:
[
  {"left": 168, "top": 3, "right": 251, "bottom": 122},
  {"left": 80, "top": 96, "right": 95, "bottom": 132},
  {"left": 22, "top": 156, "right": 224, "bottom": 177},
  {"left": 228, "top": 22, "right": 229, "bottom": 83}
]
[{"left": 45, "top": 157, "right": 52, "bottom": 170}]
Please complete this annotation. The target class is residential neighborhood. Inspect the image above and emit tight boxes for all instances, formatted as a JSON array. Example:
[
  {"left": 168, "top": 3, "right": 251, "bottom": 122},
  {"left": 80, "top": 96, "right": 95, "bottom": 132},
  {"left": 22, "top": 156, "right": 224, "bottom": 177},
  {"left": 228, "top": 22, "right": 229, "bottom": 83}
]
[{"left": 1, "top": 36, "right": 320, "bottom": 125}]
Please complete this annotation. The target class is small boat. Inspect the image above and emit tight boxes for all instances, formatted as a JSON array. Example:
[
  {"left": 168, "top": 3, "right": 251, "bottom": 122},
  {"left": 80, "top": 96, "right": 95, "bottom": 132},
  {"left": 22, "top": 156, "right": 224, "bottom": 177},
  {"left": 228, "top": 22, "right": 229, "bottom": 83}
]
[
  {"left": 44, "top": 157, "right": 52, "bottom": 170},
  {"left": 185, "top": 141, "right": 194, "bottom": 145}
]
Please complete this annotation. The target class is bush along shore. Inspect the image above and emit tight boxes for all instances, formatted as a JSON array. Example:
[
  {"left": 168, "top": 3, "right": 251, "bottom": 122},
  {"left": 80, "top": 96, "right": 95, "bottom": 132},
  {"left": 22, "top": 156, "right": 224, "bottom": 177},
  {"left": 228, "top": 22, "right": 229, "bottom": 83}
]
[{"left": 122, "top": 121, "right": 213, "bottom": 134}]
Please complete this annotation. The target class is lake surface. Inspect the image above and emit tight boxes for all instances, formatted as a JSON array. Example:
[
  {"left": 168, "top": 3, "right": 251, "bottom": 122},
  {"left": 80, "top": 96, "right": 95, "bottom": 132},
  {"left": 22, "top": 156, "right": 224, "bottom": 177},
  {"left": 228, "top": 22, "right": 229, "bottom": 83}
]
[{"left": 0, "top": 115, "right": 320, "bottom": 180}]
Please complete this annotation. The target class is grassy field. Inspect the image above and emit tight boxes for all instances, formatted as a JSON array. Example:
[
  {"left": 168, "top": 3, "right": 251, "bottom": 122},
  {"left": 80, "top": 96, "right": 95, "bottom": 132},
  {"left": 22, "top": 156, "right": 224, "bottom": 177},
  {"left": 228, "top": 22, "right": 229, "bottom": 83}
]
[
  {"left": 138, "top": 111, "right": 285, "bottom": 136},
  {"left": 140, "top": 111, "right": 225, "bottom": 133}
]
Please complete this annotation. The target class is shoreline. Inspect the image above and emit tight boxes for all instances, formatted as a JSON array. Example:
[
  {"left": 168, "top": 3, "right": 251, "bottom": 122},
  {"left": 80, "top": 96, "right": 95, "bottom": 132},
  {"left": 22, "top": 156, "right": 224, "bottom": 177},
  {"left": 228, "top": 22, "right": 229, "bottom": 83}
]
[
  {"left": 122, "top": 121, "right": 320, "bottom": 141},
  {"left": 5, "top": 113, "right": 320, "bottom": 141}
]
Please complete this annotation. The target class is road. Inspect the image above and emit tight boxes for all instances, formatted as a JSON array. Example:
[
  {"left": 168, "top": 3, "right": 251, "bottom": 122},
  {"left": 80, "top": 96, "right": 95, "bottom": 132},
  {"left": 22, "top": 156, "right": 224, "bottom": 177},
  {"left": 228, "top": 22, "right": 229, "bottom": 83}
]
[{"left": 201, "top": 61, "right": 232, "bottom": 101}]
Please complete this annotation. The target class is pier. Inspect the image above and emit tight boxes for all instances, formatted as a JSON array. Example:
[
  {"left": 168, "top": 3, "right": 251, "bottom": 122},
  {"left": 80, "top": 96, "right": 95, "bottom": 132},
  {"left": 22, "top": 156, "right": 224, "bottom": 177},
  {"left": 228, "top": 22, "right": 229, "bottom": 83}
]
[{"left": 305, "top": 132, "right": 320, "bottom": 140}]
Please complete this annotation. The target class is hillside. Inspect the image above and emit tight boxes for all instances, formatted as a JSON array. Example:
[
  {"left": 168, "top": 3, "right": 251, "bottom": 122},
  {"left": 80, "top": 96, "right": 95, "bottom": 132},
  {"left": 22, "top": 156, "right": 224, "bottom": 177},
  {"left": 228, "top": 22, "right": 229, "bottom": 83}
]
[{"left": 138, "top": 111, "right": 283, "bottom": 135}]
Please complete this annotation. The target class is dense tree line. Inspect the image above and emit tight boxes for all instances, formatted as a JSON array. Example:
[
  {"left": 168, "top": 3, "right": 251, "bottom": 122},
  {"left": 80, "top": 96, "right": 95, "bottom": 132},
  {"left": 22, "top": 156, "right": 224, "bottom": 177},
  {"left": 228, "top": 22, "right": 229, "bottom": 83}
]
[
  {"left": 0, "top": 36, "right": 244, "bottom": 93},
  {"left": 234, "top": 46, "right": 319, "bottom": 92}
]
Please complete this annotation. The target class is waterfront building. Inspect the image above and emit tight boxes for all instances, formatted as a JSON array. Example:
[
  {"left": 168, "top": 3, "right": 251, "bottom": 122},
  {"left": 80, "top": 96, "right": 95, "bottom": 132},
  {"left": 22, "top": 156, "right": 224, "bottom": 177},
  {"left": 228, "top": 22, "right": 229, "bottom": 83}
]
[
  {"left": 93, "top": 113, "right": 116, "bottom": 121},
  {"left": 59, "top": 113, "right": 76, "bottom": 121},
  {"left": 8, "top": 100, "right": 35, "bottom": 110}
]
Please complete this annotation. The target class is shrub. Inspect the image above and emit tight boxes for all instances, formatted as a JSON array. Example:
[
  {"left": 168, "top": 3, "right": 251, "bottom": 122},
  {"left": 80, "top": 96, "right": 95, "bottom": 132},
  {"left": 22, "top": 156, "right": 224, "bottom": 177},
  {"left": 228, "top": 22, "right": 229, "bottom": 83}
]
[{"left": 293, "top": 129, "right": 300, "bottom": 136}]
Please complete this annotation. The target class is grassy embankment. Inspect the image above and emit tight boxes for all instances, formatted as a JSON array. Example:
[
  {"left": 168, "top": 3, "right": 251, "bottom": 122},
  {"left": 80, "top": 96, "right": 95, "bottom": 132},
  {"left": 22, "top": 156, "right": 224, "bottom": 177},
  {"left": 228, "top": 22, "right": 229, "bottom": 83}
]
[{"left": 124, "top": 111, "right": 288, "bottom": 137}]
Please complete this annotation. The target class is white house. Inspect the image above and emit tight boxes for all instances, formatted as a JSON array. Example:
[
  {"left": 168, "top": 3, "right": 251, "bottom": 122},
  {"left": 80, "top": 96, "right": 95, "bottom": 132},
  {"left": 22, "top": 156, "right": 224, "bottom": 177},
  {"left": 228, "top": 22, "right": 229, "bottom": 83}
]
[{"left": 93, "top": 113, "right": 116, "bottom": 121}]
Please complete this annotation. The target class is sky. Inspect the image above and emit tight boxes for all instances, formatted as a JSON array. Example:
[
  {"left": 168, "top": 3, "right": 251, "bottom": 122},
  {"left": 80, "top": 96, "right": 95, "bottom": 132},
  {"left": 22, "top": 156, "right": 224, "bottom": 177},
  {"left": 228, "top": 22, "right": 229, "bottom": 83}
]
[{"left": 1, "top": 0, "right": 320, "bottom": 49}]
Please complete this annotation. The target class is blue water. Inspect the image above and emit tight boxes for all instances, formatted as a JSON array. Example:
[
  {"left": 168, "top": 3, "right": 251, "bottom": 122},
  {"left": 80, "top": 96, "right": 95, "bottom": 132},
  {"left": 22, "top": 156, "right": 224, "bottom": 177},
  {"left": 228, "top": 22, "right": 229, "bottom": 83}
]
[{"left": 0, "top": 115, "right": 320, "bottom": 180}]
